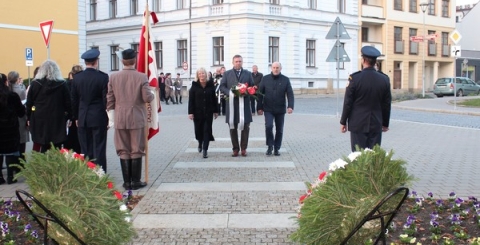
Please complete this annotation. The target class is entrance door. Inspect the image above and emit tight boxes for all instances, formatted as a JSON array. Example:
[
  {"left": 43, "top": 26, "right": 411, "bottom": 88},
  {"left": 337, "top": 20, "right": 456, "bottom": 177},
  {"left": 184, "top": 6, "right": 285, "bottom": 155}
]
[{"left": 393, "top": 70, "right": 402, "bottom": 89}]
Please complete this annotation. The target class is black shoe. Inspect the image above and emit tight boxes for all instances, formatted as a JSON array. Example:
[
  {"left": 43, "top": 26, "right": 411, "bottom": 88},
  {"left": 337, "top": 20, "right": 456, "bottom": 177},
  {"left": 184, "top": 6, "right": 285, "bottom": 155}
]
[
  {"left": 266, "top": 146, "right": 273, "bottom": 156},
  {"left": 203, "top": 150, "right": 208, "bottom": 158},
  {"left": 0, "top": 177, "right": 5, "bottom": 185},
  {"left": 198, "top": 142, "right": 203, "bottom": 153},
  {"left": 166, "top": 101, "right": 169, "bottom": 105},
  {"left": 179, "top": 101, "right": 182, "bottom": 104},
  {"left": 274, "top": 149, "right": 280, "bottom": 156}
]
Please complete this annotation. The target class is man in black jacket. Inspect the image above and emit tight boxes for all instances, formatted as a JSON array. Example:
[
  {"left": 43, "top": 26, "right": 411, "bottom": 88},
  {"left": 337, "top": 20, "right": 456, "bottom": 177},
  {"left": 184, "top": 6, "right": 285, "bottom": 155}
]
[
  {"left": 340, "top": 46, "right": 391, "bottom": 152},
  {"left": 257, "top": 62, "right": 294, "bottom": 156}
]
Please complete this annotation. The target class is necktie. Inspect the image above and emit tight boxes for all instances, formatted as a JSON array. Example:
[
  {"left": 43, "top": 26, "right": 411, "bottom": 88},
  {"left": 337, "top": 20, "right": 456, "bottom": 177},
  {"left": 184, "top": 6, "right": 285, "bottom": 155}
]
[{"left": 236, "top": 70, "right": 241, "bottom": 78}]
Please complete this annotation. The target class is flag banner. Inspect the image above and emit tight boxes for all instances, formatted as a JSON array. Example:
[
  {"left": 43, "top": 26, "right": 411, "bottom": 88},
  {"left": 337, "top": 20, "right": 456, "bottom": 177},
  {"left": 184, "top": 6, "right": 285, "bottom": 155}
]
[{"left": 137, "top": 10, "right": 161, "bottom": 140}]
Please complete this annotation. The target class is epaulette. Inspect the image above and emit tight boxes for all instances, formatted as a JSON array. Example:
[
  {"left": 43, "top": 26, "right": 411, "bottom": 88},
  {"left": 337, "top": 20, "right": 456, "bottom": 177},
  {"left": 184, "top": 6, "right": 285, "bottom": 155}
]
[{"left": 348, "top": 70, "right": 361, "bottom": 81}]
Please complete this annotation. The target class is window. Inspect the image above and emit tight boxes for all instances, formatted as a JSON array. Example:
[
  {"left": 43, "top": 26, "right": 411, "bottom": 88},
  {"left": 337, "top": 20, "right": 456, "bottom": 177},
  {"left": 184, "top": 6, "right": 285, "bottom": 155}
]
[
  {"left": 394, "top": 0, "right": 402, "bottom": 10},
  {"left": 152, "top": 0, "right": 160, "bottom": 12},
  {"left": 306, "top": 40, "right": 315, "bottom": 67},
  {"left": 394, "top": 26, "right": 404, "bottom": 53},
  {"left": 409, "top": 0, "right": 417, "bottom": 12},
  {"left": 154, "top": 42, "right": 163, "bottom": 69},
  {"left": 177, "top": 40, "right": 187, "bottom": 67},
  {"left": 212, "top": 37, "right": 224, "bottom": 66},
  {"left": 441, "top": 0, "right": 449, "bottom": 17},
  {"left": 269, "top": 37, "right": 279, "bottom": 64},
  {"left": 428, "top": 30, "right": 437, "bottom": 56},
  {"left": 362, "top": 0, "right": 368, "bottom": 4},
  {"left": 90, "top": 0, "right": 97, "bottom": 21},
  {"left": 270, "top": 0, "right": 280, "bottom": 4},
  {"left": 109, "top": 0, "right": 117, "bottom": 18},
  {"left": 213, "top": 0, "right": 224, "bottom": 4},
  {"left": 131, "top": 0, "right": 138, "bottom": 15},
  {"left": 308, "top": 0, "right": 317, "bottom": 9},
  {"left": 177, "top": 0, "right": 185, "bottom": 9},
  {"left": 428, "top": 0, "right": 435, "bottom": 15},
  {"left": 441, "top": 32, "right": 449, "bottom": 56},
  {"left": 338, "top": 0, "right": 345, "bottom": 13},
  {"left": 110, "top": 45, "right": 119, "bottom": 71},
  {"left": 131, "top": 43, "right": 139, "bottom": 68},
  {"left": 361, "top": 27, "right": 369, "bottom": 42},
  {"left": 91, "top": 46, "right": 99, "bottom": 69},
  {"left": 409, "top": 28, "right": 418, "bottom": 54}
]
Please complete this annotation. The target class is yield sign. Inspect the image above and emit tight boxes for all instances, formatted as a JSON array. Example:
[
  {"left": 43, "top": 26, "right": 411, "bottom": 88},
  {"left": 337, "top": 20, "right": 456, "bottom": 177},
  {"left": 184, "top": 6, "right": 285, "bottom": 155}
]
[
  {"left": 326, "top": 40, "right": 350, "bottom": 62},
  {"left": 325, "top": 17, "right": 351, "bottom": 40},
  {"left": 39, "top": 20, "right": 54, "bottom": 47}
]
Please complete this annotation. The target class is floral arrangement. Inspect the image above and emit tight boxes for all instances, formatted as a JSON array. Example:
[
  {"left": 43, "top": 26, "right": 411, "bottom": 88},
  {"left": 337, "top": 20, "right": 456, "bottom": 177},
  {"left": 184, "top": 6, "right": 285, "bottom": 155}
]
[
  {"left": 231, "top": 83, "right": 259, "bottom": 99},
  {"left": 14, "top": 147, "right": 136, "bottom": 245},
  {"left": 290, "top": 146, "right": 414, "bottom": 245}
]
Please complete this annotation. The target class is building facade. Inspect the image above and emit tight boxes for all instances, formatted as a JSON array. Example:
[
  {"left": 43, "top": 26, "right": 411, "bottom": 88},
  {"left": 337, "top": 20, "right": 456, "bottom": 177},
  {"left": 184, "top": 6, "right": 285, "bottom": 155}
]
[
  {"left": 86, "top": 0, "right": 359, "bottom": 93},
  {"left": 359, "top": 0, "right": 456, "bottom": 93},
  {"left": 0, "top": 1, "right": 85, "bottom": 79},
  {"left": 456, "top": 2, "right": 480, "bottom": 83}
]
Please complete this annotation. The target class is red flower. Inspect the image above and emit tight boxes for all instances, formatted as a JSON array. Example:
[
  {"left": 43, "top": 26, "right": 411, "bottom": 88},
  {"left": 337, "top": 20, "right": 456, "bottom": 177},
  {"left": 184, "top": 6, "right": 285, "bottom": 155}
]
[
  {"left": 59, "top": 148, "right": 69, "bottom": 154},
  {"left": 319, "top": 171, "right": 327, "bottom": 181},
  {"left": 238, "top": 87, "right": 247, "bottom": 94},
  {"left": 107, "top": 182, "right": 114, "bottom": 189},
  {"left": 113, "top": 191, "right": 122, "bottom": 200},
  {"left": 299, "top": 194, "right": 308, "bottom": 204},
  {"left": 73, "top": 153, "right": 84, "bottom": 161},
  {"left": 87, "top": 161, "right": 96, "bottom": 169},
  {"left": 247, "top": 86, "right": 256, "bottom": 95}
]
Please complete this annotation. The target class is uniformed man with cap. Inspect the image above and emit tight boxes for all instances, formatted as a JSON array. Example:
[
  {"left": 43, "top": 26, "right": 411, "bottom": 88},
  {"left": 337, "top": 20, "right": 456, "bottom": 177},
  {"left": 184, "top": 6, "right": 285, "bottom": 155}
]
[
  {"left": 340, "top": 46, "right": 392, "bottom": 152},
  {"left": 71, "top": 48, "right": 109, "bottom": 172},
  {"left": 107, "top": 49, "right": 154, "bottom": 190}
]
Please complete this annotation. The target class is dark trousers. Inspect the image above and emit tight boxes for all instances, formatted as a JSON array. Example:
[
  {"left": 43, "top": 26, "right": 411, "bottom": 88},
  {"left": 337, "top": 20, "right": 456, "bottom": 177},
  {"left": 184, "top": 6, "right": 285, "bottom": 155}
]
[
  {"left": 194, "top": 117, "right": 214, "bottom": 151},
  {"left": 229, "top": 123, "right": 250, "bottom": 151},
  {"left": 218, "top": 98, "right": 226, "bottom": 115},
  {"left": 159, "top": 83, "right": 166, "bottom": 101},
  {"left": 250, "top": 97, "right": 256, "bottom": 114},
  {"left": 349, "top": 131, "right": 382, "bottom": 152},
  {"left": 64, "top": 122, "right": 81, "bottom": 153},
  {"left": 78, "top": 126, "right": 108, "bottom": 172},
  {"left": 264, "top": 112, "right": 285, "bottom": 150}
]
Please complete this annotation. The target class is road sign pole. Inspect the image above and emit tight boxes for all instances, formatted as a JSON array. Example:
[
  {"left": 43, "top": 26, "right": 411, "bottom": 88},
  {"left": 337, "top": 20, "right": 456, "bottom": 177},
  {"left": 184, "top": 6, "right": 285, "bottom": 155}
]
[
  {"left": 47, "top": 43, "right": 50, "bottom": 60},
  {"left": 454, "top": 57, "right": 457, "bottom": 110},
  {"left": 336, "top": 21, "right": 340, "bottom": 118}
]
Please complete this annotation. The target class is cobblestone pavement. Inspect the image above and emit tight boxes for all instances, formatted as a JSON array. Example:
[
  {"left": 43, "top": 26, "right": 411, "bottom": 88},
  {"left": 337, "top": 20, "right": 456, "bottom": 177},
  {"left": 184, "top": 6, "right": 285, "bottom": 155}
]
[{"left": 2, "top": 94, "right": 480, "bottom": 244}]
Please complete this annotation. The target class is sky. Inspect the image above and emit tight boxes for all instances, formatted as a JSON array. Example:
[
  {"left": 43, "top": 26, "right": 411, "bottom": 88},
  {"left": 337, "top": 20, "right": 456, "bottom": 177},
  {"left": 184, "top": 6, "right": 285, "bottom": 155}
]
[{"left": 456, "top": 0, "right": 478, "bottom": 5}]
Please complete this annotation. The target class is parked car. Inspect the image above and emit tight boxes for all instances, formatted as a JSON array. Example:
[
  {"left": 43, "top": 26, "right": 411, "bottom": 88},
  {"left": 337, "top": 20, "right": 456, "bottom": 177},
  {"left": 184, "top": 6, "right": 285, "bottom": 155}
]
[{"left": 433, "top": 77, "right": 480, "bottom": 97}]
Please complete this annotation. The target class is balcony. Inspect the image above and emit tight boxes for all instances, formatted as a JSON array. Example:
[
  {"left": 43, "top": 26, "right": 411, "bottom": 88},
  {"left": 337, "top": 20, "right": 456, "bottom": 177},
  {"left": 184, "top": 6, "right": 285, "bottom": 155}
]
[
  {"left": 362, "top": 4, "right": 384, "bottom": 19},
  {"left": 409, "top": 41, "right": 419, "bottom": 54},
  {"left": 362, "top": 42, "right": 383, "bottom": 55},
  {"left": 270, "top": 5, "right": 281, "bottom": 15},
  {"left": 211, "top": 5, "right": 223, "bottom": 15},
  {"left": 428, "top": 43, "right": 437, "bottom": 56},
  {"left": 442, "top": 44, "right": 450, "bottom": 57},
  {"left": 394, "top": 40, "right": 404, "bottom": 54}
]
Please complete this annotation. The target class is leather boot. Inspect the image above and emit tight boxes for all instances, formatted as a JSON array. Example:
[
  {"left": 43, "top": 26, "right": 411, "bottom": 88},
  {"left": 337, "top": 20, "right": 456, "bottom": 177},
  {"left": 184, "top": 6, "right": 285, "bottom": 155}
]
[
  {"left": 131, "top": 158, "right": 147, "bottom": 190},
  {"left": 120, "top": 159, "right": 132, "bottom": 190},
  {"left": 6, "top": 156, "right": 17, "bottom": 184}
]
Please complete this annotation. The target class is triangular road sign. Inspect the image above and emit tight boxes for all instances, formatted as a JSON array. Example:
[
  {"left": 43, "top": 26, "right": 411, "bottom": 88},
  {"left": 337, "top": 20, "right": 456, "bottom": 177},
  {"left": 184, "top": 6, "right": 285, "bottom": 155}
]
[
  {"left": 39, "top": 20, "right": 54, "bottom": 47},
  {"left": 326, "top": 40, "right": 350, "bottom": 62},
  {"left": 326, "top": 17, "right": 350, "bottom": 40}
]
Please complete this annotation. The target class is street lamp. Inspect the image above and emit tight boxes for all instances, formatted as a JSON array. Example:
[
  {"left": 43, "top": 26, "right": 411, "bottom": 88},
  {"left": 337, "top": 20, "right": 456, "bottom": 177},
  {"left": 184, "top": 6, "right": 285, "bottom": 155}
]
[{"left": 420, "top": 2, "right": 431, "bottom": 98}]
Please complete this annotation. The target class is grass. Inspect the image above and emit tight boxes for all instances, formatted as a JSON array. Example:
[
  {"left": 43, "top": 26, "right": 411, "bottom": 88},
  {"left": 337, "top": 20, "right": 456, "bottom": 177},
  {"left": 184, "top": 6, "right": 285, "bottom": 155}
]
[
  {"left": 392, "top": 92, "right": 435, "bottom": 102},
  {"left": 458, "top": 98, "right": 480, "bottom": 107}
]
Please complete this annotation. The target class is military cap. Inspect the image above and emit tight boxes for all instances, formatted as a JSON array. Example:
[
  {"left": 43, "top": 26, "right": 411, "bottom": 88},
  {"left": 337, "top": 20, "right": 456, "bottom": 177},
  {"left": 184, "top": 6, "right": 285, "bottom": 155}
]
[
  {"left": 122, "top": 49, "right": 137, "bottom": 60},
  {"left": 81, "top": 49, "right": 100, "bottom": 62},
  {"left": 361, "top": 46, "right": 381, "bottom": 59}
]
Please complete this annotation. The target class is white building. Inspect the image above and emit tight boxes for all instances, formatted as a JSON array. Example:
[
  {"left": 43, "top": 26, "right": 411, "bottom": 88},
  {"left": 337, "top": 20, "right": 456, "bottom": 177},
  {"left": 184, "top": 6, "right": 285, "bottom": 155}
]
[{"left": 85, "top": 0, "right": 359, "bottom": 94}]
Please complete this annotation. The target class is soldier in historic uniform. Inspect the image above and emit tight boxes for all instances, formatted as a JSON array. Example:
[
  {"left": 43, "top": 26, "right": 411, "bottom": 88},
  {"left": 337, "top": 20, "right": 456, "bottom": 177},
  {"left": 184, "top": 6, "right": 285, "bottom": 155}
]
[
  {"left": 71, "top": 49, "right": 109, "bottom": 172},
  {"left": 106, "top": 49, "right": 154, "bottom": 190},
  {"left": 340, "top": 46, "right": 392, "bottom": 152}
]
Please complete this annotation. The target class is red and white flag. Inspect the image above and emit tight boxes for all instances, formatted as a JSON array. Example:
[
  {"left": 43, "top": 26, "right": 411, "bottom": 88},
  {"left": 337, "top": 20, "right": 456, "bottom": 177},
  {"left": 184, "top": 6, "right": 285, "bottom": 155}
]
[{"left": 137, "top": 10, "right": 161, "bottom": 140}]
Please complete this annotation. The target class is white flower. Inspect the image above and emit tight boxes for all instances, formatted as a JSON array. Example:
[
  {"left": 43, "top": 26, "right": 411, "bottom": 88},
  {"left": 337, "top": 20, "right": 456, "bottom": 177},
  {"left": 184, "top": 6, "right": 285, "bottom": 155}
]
[
  {"left": 363, "top": 148, "right": 373, "bottom": 152},
  {"left": 124, "top": 216, "right": 131, "bottom": 222},
  {"left": 329, "top": 158, "right": 348, "bottom": 172},
  {"left": 409, "top": 237, "right": 416, "bottom": 243},
  {"left": 119, "top": 204, "right": 128, "bottom": 212},
  {"left": 347, "top": 151, "right": 361, "bottom": 162}
]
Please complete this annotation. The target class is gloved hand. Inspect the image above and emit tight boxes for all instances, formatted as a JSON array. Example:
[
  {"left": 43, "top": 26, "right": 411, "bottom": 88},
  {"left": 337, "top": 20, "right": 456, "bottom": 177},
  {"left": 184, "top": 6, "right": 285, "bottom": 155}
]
[{"left": 107, "top": 110, "right": 115, "bottom": 128}]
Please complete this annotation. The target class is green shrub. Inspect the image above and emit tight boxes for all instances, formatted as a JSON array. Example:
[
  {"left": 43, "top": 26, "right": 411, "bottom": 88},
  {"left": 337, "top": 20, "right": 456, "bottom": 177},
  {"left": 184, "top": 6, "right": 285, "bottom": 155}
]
[
  {"left": 15, "top": 147, "right": 136, "bottom": 245},
  {"left": 290, "top": 146, "right": 414, "bottom": 245}
]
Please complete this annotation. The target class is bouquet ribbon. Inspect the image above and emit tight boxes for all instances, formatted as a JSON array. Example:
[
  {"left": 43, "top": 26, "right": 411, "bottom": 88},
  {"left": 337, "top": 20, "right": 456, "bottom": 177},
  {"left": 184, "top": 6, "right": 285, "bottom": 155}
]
[{"left": 228, "top": 90, "right": 245, "bottom": 130}]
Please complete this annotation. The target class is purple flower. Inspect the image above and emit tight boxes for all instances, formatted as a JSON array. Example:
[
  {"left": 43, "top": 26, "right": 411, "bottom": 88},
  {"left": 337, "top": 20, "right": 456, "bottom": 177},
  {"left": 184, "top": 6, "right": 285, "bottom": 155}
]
[
  {"left": 430, "top": 219, "right": 439, "bottom": 227},
  {"left": 436, "top": 199, "right": 444, "bottom": 207},
  {"left": 430, "top": 211, "right": 439, "bottom": 219},
  {"left": 410, "top": 191, "right": 418, "bottom": 198},
  {"left": 450, "top": 214, "right": 461, "bottom": 225},
  {"left": 24, "top": 223, "right": 32, "bottom": 232},
  {"left": 455, "top": 198, "right": 464, "bottom": 207},
  {"left": 3, "top": 199, "right": 12, "bottom": 209},
  {"left": 31, "top": 230, "right": 38, "bottom": 239},
  {"left": 449, "top": 192, "right": 456, "bottom": 199},
  {"left": 407, "top": 214, "right": 416, "bottom": 223},
  {"left": 462, "top": 208, "right": 470, "bottom": 215},
  {"left": 469, "top": 196, "right": 478, "bottom": 202},
  {"left": 415, "top": 197, "right": 424, "bottom": 205},
  {"left": 428, "top": 192, "right": 434, "bottom": 198}
]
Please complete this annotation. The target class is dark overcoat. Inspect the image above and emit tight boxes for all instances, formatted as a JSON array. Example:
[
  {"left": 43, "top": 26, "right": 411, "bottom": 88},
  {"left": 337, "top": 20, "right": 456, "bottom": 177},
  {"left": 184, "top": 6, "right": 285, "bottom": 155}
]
[
  {"left": 188, "top": 80, "right": 218, "bottom": 141},
  {"left": 219, "top": 68, "right": 254, "bottom": 124},
  {"left": 0, "top": 91, "right": 25, "bottom": 154},
  {"left": 257, "top": 73, "right": 294, "bottom": 114}
]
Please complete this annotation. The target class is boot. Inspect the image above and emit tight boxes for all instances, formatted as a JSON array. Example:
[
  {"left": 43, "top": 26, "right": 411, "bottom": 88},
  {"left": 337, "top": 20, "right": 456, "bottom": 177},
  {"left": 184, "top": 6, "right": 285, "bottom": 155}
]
[
  {"left": 6, "top": 156, "right": 17, "bottom": 184},
  {"left": 131, "top": 158, "right": 147, "bottom": 190},
  {"left": 120, "top": 159, "right": 132, "bottom": 190},
  {"left": 179, "top": 96, "right": 182, "bottom": 104},
  {"left": 174, "top": 95, "right": 179, "bottom": 104}
]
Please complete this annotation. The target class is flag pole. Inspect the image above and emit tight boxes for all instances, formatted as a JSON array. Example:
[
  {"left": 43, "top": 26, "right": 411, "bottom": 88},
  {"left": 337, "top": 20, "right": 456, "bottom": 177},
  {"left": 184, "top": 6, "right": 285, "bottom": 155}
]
[{"left": 144, "top": 3, "right": 150, "bottom": 183}]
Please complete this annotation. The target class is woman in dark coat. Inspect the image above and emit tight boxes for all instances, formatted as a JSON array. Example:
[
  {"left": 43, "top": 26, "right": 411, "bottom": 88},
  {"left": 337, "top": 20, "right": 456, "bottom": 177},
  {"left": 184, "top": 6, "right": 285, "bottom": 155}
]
[
  {"left": 63, "top": 65, "right": 83, "bottom": 153},
  {"left": 26, "top": 60, "right": 72, "bottom": 153},
  {"left": 0, "top": 73, "right": 25, "bottom": 184},
  {"left": 188, "top": 68, "right": 218, "bottom": 158}
]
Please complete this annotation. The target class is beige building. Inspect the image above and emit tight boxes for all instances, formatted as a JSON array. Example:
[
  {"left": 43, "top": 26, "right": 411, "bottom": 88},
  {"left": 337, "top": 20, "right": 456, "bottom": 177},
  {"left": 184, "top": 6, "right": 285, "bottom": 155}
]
[
  {"left": 0, "top": 1, "right": 86, "bottom": 79},
  {"left": 360, "top": 0, "right": 456, "bottom": 93}
]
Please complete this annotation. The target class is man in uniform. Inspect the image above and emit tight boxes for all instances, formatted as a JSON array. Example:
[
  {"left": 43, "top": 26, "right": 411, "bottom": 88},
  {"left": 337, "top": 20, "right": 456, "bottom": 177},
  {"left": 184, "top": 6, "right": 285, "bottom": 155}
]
[
  {"left": 340, "top": 46, "right": 391, "bottom": 152},
  {"left": 107, "top": 49, "right": 155, "bottom": 190},
  {"left": 72, "top": 49, "right": 109, "bottom": 172},
  {"left": 250, "top": 65, "right": 263, "bottom": 115}
]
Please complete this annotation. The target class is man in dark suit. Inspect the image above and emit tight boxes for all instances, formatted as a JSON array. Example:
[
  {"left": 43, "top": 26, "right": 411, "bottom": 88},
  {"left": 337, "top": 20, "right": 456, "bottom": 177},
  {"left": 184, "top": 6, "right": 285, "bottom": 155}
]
[
  {"left": 340, "top": 46, "right": 391, "bottom": 152},
  {"left": 250, "top": 65, "right": 263, "bottom": 115},
  {"left": 72, "top": 49, "right": 109, "bottom": 172},
  {"left": 220, "top": 55, "right": 255, "bottom": 157}
]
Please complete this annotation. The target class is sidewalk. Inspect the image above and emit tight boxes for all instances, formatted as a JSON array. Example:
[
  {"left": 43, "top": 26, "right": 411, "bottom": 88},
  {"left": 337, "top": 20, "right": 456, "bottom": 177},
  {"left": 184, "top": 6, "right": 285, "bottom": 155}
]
[{"left": 392, "top": 95, "right": 480, "bottom": 116}]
